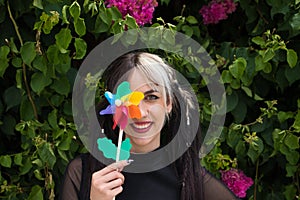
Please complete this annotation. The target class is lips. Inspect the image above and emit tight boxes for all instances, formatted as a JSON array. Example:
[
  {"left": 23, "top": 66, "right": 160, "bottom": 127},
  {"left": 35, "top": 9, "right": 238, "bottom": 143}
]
[{"left": 130, "top": 121, "right": 152, "bottom": 133}]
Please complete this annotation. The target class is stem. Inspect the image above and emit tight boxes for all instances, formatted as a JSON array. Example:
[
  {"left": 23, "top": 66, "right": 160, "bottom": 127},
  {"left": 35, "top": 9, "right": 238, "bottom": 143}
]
[
  {"left": 7, "top": 2, "right": 23, "bottom": 46},
  {"left": 116, "top": 129, "right": 124, "bottom": 162},
  {"left": 254, "top": 160, "right": 259, "bottom": 200},
  {"left": 113, "top": 129, "right": 124, "bottom": 200},
  {"left": 22, "top": 63, "right": 39, "bottom": 120},
  {"left": 7, "top": 1, "right": 39, "bottom": 120}
]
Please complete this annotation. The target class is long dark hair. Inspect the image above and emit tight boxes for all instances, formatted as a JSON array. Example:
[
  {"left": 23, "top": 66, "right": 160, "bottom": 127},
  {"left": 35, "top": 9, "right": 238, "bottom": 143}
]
[{"left": 96, "top": 52, "right": 204, "bottom": 199}]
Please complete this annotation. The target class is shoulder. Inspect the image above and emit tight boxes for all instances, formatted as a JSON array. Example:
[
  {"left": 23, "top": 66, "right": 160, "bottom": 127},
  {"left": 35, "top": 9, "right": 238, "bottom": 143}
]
[
  {"left": 65, "top": 155, "right": 83, "bottom": 184},
  {"left": 202, "top": 168, "right": 240, "bottom": 200}
]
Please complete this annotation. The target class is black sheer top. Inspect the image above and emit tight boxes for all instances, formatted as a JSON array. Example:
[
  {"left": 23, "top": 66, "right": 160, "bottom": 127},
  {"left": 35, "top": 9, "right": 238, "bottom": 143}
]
[{"left": 60, "top": 154, "right": 239, "bottom": 200}]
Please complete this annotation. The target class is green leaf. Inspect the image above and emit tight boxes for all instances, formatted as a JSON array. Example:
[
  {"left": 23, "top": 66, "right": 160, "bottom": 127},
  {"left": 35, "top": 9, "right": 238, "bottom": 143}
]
[
  {"left": 278, "top": 111, "right": 294, "bottom": 123},
  {"left": 163, "top": 29, "right": 175, "bottom": 45},
  {"left": 55, "top": 28, "right": 72, "bottom": 53},
  {"left": 4, "top": 86, "right": 22, "bottom": 110},
  {"left": 58, "top": 134, "right": 72, "bottom": 150},
  {"left": 95, "top": 13, "right": 110, "bottom": 33},
  {"left": 252, "top": 36, "right": 265, "bottom": 46},
  {"left": 125, "top": 15, "right": 138, "bottom": 29},
  {"left": 27, "top": 185, "right": 43, "bottom": 200},
  {"left": 289, "top": 13, "right": 300, "bottom": 32},
  {"left": 38, "top": 142, "right": 56, "bottom": 169},
  {"left": 55, "top": 53, "right": 71, "bottom": 74},
  {"left": 231, "top": 99, "right": 247, "bottom": 123},
  {"left": 34, "top": 169, "right": 44, "bottom": 181},
  {"left": 221, "top": 70, "right": 233, "bottom": 83},
  {"left": 46, "top": 45, "right": 60, "bottom": 65},
  {"left": 0, "top": 45, "right": 11, "bottom": 77},
  {"left": 20, "top": 42, "right": 37, "bottom": 66},
  {"left": 48, "top": 109, "right": 58, "bottom": 129},
  {"left": 32, "top": 55, "right": 47, "bottom": 75},
  {"left": 285, "top": 150, "right": 299, "bottom": 165},
  {"left": 108, "top": 6, "right": 122, "bottom": 20},
  {"left": 186, "top": 16, "right": 198, "bottom": 24},
  {"left": 30, "top": 72, "right": 52, "bottom": 94},
  {"left": 284, "top": 134, "right": 299, "bottom": 149},
  {"left": 285, "top": 62, "right": 300, "bottom": 85},
  {"left": 263, "top": 48, "right": 275, "bottom": 63},
  {"left": 62, "top": 5, "right": 70, "bottom": 24},
  {"left": 70, "top": 1, "right": 81, "bottom": 22},
  {"left": 285, "top": 164, "right": 298, "bottom": 177},
  {"left": 12, "top": 57, "right": 22, "bottom": 68},
  {"left": 182, "top": 25, "right": 193, "bottom": 37},
  {"left": 0, "top": 155, "right": 12, "bottom": 168},
  {"left": 286, "top": 49, "right": 298, "bottom": 68},
  {"left": 14, "top": 153, "right": 23, "bottom": 166},
  {"left": 284, "top": 184, "right": 297, "bottom": 200},
  {"left": 74, "top": 18, "right": 86, "bottom": 37},
  {"left": 229, "top": 57, "right": 247, "bottom": 79},
  {"left": 74, "top": 38, "right": 87, "bottom": 59},
  {"left": 20, "top": 97, "right": 35, "bottom": 120},
  {"left": 247, "top": 137, "right": 264, "bottom": 164},
  {"left": 33, "top": 0, "right": 43, "bottom": 9},
  {"left": 50, "top": 76, "right": 70, "bottom": 96},
  {"left": 255, "top": 55, "right": 272, "bottom": 72},
  {"left": 19, "top": 157, "right": 33, "bottom": 175},
  {"left": 1, "top": 115, "right": 16, "bottom": 136},
  {"left": 292, "top": 112, "right": 300, "bottom": 132},
  {"left": 226, "top": 91, "right": 238, "bottom": 112}
]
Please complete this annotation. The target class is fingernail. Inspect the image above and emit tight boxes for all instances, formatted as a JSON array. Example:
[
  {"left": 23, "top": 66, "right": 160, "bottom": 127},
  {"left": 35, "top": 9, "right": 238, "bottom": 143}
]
[{"left": 127, "top": 159, "right": 134, "bottom": 164}]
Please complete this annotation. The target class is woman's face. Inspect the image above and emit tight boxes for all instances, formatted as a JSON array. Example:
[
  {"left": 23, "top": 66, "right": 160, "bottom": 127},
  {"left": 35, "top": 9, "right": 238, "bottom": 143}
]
[{"left": 124, "top": 69, "right": 172, "bottom": 153}]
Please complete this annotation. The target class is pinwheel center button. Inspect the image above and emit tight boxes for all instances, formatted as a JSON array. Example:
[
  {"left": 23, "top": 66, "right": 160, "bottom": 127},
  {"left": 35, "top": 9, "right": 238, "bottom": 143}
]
[{"left": 115, "top": 99, "right": 122, "bottom": 107}]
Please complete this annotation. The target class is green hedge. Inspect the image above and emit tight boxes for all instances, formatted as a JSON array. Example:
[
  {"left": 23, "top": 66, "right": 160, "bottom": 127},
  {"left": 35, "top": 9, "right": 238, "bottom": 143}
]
[{"left": 0, "top": 0, "right": 299, "bottom": 199}]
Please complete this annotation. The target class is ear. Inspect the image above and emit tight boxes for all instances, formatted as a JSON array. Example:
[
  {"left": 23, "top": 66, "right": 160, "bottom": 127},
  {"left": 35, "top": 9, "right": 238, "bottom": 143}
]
[{"left": 166, "top": 100, "right": 172, "bottom": 114}]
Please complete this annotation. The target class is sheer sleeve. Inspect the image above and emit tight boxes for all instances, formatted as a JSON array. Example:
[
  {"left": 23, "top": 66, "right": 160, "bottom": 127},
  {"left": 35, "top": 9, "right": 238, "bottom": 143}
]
[
  {"left": 203, "top": 169, "right": 240, "bottom": 200},
  {"left": 60, "top": 156, "right": 83, "bottom": 200}
]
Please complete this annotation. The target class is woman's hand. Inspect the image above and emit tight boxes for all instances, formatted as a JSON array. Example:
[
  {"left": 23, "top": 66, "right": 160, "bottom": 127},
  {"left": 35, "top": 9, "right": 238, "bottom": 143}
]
[{"left": 90, "top": 160, "right": 132, "bottom": 200}]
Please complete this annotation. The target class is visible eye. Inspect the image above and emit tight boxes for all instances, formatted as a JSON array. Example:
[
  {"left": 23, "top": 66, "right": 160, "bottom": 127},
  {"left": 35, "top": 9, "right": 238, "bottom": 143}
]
[{"left": 144, "top": 94, "right": 159, "bottom": 101}]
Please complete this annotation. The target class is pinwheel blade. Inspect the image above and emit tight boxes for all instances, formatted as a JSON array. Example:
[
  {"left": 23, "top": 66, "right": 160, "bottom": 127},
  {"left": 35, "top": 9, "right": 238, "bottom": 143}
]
[
  {"left": 116, "top": 81, "right": 131, "bottom": 99},
  {"left": 113, "top": 106, "right": 128, "bottom": 130},
  {"left": 104, "top": 91, "right": 115, "bottom": 105},
  {"left": 128, "top": 105, "right": 142, "bottom": 119},
  {"left": 99, "top": 105, "right": 115, "bottom": 115},
  {"left": 128, "top": 91, "right": 144, "bottom": 105}
]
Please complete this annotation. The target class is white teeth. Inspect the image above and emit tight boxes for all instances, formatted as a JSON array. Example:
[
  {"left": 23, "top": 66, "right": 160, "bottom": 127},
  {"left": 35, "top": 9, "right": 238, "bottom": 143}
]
[{"left": 132, "top": 123, "right": 151, "bottom": 129}]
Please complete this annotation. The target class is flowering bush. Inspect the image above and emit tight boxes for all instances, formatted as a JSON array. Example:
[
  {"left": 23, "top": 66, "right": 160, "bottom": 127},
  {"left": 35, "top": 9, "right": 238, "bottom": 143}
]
[
  {"left": 221, "top": 169, "right": 254, "bottom": 198},
  {"left": 199, "top": 0, "right": 237, "bottom": 24},
  {"left": 106, "top": 0, "right": 158, "bottom": 26},
  {"left": 0, "top": 0, "right": 299, "bottom": 199}
]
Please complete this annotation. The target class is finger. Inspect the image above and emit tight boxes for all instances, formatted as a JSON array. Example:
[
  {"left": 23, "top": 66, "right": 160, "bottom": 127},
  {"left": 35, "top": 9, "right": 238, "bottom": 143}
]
[
  {"left": 110, "top": 185, "right": 123, "bottom": 197},
  {"left": 101, "top": 171, "right": 125, "bottom": 184},
  {"left": 103, "top": 178, "right": 124, "bottom": 191},
  {"left": 108, "top": 160, "right": 134, "bottom": 172},
  {"left": 95, "top": 160, "right": 133, "bottom": 177}
]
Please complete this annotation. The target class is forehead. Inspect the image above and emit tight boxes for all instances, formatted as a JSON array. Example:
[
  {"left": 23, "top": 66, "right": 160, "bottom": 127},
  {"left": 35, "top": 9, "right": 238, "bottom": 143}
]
[{"left": 127, "top": 69, "right": 163, "bottom": 93}]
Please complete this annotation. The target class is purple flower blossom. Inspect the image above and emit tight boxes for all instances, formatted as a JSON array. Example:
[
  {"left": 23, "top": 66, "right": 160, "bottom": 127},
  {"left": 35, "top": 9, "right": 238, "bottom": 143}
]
[
  {"left": 220, "top": 168, "right": 253, "bottom": 198},
  {"left": 106, "top": 0, "right": 158, "bottom": 26},
  {"left": 199, "top": 0, "right": 237, "bottom": 25}
]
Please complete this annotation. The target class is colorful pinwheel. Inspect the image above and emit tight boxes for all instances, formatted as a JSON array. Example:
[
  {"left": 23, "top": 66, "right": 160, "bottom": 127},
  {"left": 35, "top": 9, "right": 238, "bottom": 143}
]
[
  {"left": 100, "top": 81, "right": 144, "bottom": 130},
  {"left": 98, "top": 81, "right": 144, "bottom": 166}
]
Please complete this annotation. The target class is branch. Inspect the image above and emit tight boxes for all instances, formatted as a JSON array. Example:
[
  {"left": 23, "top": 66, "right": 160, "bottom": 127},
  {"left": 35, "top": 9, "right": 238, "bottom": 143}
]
[{"left": 7, "top": 1, "right": 39, "bottom": 120}]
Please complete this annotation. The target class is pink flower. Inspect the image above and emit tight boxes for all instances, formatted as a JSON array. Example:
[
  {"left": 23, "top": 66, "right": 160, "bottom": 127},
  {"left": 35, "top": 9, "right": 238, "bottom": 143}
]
[
  {"left": 199, "top": 0, "right": 237, "bottom": 25},
  {"left": 220, "top": 168, "right": 253, "bottom": 198},
  {"left": 106, "top": 0, "right": 158, "bottom": 26}
]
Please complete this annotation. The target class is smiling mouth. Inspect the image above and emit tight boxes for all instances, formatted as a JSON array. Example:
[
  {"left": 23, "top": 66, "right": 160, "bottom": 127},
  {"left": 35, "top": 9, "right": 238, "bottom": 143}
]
[{"left": 130, "top": 122, "right": 152, "bottom": 133}]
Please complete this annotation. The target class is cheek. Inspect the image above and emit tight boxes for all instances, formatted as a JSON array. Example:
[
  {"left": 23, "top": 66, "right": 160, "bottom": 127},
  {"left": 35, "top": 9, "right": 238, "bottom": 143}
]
[{"left": 149, "top": 104, "right": 168, "bottom": 120}]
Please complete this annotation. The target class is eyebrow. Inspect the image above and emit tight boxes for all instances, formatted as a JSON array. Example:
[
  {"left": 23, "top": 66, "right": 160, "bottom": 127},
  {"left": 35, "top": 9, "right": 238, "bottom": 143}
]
[{"left": 143, "top": 89, "right": 158, "bottom": 95}]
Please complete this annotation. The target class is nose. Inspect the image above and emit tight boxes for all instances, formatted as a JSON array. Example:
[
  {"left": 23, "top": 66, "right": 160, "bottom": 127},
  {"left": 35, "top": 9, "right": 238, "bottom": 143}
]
[{"left": 138, "top": 101, "right": 148, "bottom": 118}]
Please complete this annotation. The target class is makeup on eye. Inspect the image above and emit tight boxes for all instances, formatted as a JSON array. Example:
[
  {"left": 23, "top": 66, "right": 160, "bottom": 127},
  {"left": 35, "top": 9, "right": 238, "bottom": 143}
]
[{"left": 142, "top": 89, "right": 161, "bottom": 101}]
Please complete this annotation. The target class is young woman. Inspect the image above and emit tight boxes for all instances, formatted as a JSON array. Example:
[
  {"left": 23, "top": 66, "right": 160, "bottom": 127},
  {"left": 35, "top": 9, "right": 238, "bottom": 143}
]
[{"left": 60, "top": 52, "right": 239, "bottom": 200}]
